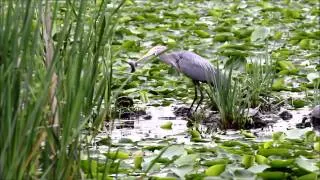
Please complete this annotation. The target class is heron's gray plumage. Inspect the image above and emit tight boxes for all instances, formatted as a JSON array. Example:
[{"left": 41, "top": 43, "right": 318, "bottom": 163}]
[{"left": 159, "top": 51, "right": 217, "bottom": 83}]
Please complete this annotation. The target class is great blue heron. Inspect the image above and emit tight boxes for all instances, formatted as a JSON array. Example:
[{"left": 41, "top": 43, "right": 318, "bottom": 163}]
[{"left": 129, "top": 45, "right": 219, "bottom": 114}]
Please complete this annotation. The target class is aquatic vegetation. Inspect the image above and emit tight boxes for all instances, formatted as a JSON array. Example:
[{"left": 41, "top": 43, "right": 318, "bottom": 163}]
[
  {"left": 206, "top": 67, "right": 250, "bottom": 129},
  {"left": 81, "top": 129, "right": 320, "bottom": 179},
  {"left": 0, "top": 0, "right": 125, "bottom": 179}
]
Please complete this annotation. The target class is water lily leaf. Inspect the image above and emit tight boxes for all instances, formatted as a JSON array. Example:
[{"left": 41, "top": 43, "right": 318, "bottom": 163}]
[
  {"left": 307, "top": 72, "right": 320, "bottom": 82},
  {"left": 174, "top": 154, "right": 198, "bottom": 167},
  {"left": 272, "top": 78, "right": 287, "bottom": 91},
  {"left": 242, "top": 155, "right": 255, "bottom": 169},
  {"left": 205, "top": 164, "right": 226, "bottom": 176},
  {"left": 255, "top": 155, "right": 269, "bottom": 164},
  {"left": 258, "top": 171, "right": 288, "bottom": 180},
  {"left": 297, "top": 173, "right": 318, "bottom": 180},
  {"left": 277, "top": 60, "right": 298, "bottom": 74},
  {"left": 202, "top": 158, "right": 230, "bottom": 166},
  {"left": 214, "top": 32, "right": 235, "bottom": 42},
  {"left": 258, "top": 148, "right": 291, "bottom": 158},
  {"left": 194, "top": 30, "right": 210, "bottom": 38},
  {"left": 292, "top": 99, "right": 306, "bottom": 108},
  {"left": 269, "top": 159, "right": 293, "bottom": 168},
  {"left": 190, "top": 129, "right": 201, "bottom": 139},
  {"left": 248, "top": 164, "right": 270, "bottom": 174},
  {"left": 240, "top": 130, "right": 256, "bottom": 138},
  {"left": 104, "top": 151, "right": 129, "bottom": 160},
  {"left": 295, "top": 156, "right": 319, "bottom": 172},
  {"left": 272, "top": 132, "right": 285, "bottom": 141},
  {"left": 161, "top": 145, "right": 186, "bottom": 160},
  {"left": 251, "top": 26, "right": 270, "bottom": 42},
  {"left": 170, "top": 165, "right": 194, "bottom": 179},
  {"left": 160, "top": 121, "right": 173, "bottom": 130}
]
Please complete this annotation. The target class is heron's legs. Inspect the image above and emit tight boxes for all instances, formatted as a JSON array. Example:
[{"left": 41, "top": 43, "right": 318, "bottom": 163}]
[
  {"left": 195, "top": 85, "right": 203, "bottom": 112},
  {"left": 188, "top": 81, "right": 199, "bottom": 114}
]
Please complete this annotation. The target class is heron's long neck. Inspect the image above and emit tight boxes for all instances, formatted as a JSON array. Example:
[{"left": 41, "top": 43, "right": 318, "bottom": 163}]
[{"left": 158, "top": 53, "right": 178, "bottom": 69}]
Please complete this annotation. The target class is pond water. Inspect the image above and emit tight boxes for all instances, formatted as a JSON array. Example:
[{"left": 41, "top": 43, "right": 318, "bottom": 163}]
[{"left": 100, "top": 105, "right": 315, "bottom": 144}]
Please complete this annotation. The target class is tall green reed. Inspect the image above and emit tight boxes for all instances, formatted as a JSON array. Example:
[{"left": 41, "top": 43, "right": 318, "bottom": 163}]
[
  {"left": 0, "top": 0, "right": 125, "bottom": 179},
  {"left": 206, "top": 66, "right": 250, "bottom": 129}
]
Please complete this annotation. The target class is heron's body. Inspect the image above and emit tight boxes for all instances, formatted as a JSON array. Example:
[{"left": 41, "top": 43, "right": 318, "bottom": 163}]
[
  {"left": 130, "top": 45, "right": 219, "bottom": 115},
  {"left": 159, "top": 51, "right": 216, "bottom": 83}
]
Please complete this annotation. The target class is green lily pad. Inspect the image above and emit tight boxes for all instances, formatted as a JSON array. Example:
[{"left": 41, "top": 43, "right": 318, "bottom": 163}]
[
  {"left": 258, "top": 171, "right": 288, "bottom": 180},
  {"left": 277, "top": 60, "right": 299, "bottom": 74},
  {"left": 174, "top": 154, "right": 198, "bottom": 167},
  {"left": 194, "top": 30, "right": 210, "bottom": 38},
  {"left": 248, "top": 164, "right": 270, "bottom": 174},
  {"left": 205, "top": 164, "right": 226, "bottom": 176},
  {"left": 190, "top": 129, "right": 201, "bottom": 139},
  {"left": 272, "top": 78, "right": 287, "bottom": 91},
  {"left": 295, "top": 156, "right": 319, "bottom": 172},
  {"left": 104, "top": 151, "right": 130, "bottom": 160},
  {"left": 297, "top": 173, "right": 318, "bottom": 180},
  {"left": 269, "top": 159, "right": 293, "bottom": 168},
  {"left": 258, "top": 148, "right": 291, "bottom": 158},
  {"left": 255, "top": 155, "right": 269, "bottom": 165},
  {"left": 251, "top": 26, "right": 270, "bottom": 42},
  {"left": 242, "top": 155, "right": 255, "bottom": 169},
  {"left": 160, "top": 121, "right": 173, "bottom": 130},
  {"left": 240, "top": 130, "right": 256, "bottom": 138},
  {"left": 292, "top": 99, "right": 306, "bottom": 108}
]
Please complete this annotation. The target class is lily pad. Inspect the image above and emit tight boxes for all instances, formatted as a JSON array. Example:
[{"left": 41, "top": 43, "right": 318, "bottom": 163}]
[
  {"left": 160, "top": 121, "right": 173, "bottom": 130},
  {"left": 205, "top": 164, "right": 226, "bottom": 176},
  {"left": 295, "top": 156, "right": 319, "bottom": 172}
]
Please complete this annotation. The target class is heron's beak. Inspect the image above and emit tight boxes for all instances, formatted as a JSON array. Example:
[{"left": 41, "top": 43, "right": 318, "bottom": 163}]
[{"left": 136, "top": 53, "right": 154, "bottom": 64}]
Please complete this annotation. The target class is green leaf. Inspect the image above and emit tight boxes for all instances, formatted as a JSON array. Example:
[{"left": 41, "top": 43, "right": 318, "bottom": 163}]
[
  {"left": 255, "top": 155, "right": 269, "bottom": 165},
  {"left": 240, "top": 130, "right": 256, "bottom": 138},
  {"left": 171, "top": 165, "right": 194, "bottom": 179},
  {"left": 295, "top": 157, "right": 319, "bottom": 172},
  {"left": 277, "top": 60, "right": 299, "bottom": 74},
  {"left": 269, "top": 159, "right": 293, "bottom": 168},
  {"left": 104, "top": 151, "right": 129, "bottom": 160},
  {"left": 258, "top": 171, "right": 288, "bottom": 180},
  {"left": 242, "top": 155, "right": 255, "bottom": 169},
  {"left": 258, "top": 148, "right": 291, "bottom": 158},
  {"left": 134, "top": 151, "right": 143, "bottom": 169},
  {"left": 205, "top": 164, "right": 226, "bottom": 176},
  {"left": 297, "top": 173, "right": 318, "bottom": 180},
  {"left": 251, "top": 27, "right": 270, "bottom": 42},
  {"left": 160, "top": 121, "right": 173, "bottom": 130},
  {"left": 314, "top": 142, "right": 320, "bottom": 152},
  {"left": 272, "top": 78, "right": 287, "bottom": 91},
  {"left": 174, "top": 154, "right": 198, "bottom": 167},
  {"left": 248, "top": 165, "right": 270, "bottom": 174},
  {"left": 190, "top": 129, "right": 201, "bottom": 139},
  {"left": 161, "top": 145, "right": 186, "bottom": 160},
  {"left": 292, "top": 99, "right": 306, "bottom": 108},
  {"left": 194, "top": 30, "right": 210, "bottom": 38}
]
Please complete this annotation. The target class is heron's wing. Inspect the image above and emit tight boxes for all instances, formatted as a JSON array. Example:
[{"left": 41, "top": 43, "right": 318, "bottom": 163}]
[{"left": 169, "top": 51, "right": 216, "bottom": 82}]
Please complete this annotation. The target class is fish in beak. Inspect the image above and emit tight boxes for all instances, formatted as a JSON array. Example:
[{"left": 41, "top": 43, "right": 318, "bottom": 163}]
[{"left": 127, "top": 45, "right": 168, "bottom": 73}]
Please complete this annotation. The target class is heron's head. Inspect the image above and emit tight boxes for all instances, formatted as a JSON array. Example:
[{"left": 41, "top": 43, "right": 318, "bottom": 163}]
[
  {"left": 128, "top": 45, "right": 168, "bottom": 73},
  {"left": 137, "top": 45, "right": 168, "bottom": 63}
]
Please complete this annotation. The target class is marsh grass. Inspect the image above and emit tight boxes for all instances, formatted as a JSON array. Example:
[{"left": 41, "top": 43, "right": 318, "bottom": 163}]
[
  {"left": 244, "top": 50, "right": 274, "bottom": 108},
  {"left": 207, "top": 50, "right": 273, "bottom": 129},
  {"left": 206, "top": 66, "right": 250, "bottom": 129},
  {"left": 0, "top": 0, "right": 125, "bottom": 179}
]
